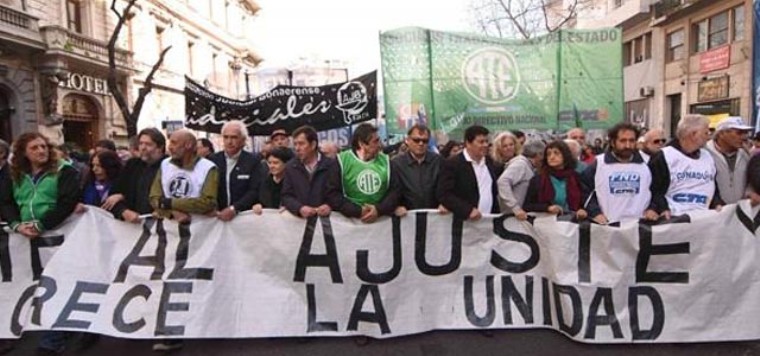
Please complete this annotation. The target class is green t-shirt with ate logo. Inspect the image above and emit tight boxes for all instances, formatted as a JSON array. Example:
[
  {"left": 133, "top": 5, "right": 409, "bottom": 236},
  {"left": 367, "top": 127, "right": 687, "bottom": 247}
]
[{"left": 337, "top": 150, "right": 390, "bottom": 206}]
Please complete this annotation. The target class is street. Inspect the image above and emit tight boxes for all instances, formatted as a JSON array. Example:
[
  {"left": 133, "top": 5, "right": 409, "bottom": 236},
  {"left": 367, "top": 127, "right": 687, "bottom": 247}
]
[{"left": 5, "top": 329, "right": 760, "bottom": 355}]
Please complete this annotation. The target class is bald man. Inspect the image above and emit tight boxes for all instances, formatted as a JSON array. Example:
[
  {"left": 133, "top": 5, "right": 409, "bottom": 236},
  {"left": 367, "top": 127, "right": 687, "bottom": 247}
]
[
  {"left": 640, "top": 128, "right": 666, "bottom": 163},
  {"left": 150, "top": 129, "right": 218, "bottom": 223}
]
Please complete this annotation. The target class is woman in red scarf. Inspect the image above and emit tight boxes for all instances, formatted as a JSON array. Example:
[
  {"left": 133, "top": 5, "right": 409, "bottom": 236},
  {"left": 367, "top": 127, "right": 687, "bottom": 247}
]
[{"left": 524, "top": 140, "right": 588, "bottom": 219}]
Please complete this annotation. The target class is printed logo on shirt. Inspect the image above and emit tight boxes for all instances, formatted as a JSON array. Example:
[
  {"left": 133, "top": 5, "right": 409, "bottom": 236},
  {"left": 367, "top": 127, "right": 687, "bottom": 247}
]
[
  {"left": 672, "top": 193, "right": 708, "bottom": 204},
  {"left": 168, "top": 175, "right": 192, "bottom": 198},
  {"left": 357, "top": 169, "right": 382, "bottom": 195},
  {"left": 608, "top": 172, "right": 641, "bottom": 194},
  {"left": 674, "top": 170, "right": 714, "bottom": 182}
]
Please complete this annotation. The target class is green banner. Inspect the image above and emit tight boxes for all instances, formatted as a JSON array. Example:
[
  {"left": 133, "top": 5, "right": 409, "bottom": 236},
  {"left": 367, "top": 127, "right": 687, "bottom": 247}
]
[{"left": 380, "top": 27, "right": 623, "bottom": 139}]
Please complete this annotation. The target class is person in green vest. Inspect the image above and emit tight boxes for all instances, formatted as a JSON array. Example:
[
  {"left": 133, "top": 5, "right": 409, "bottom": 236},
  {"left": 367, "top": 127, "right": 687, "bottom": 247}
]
[{"left": 327, "top": 123, "right": 398, "bottom": 223}]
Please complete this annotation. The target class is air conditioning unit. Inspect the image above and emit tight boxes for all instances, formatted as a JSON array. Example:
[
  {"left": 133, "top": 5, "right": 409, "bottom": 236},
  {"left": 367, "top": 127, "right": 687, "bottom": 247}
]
[{"left": 640, "top": 86, "right": 654, "bottom": 97}]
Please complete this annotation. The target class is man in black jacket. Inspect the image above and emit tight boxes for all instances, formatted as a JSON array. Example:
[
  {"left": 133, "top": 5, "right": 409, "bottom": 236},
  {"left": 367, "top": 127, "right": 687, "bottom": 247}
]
[
  {"left": 437, "top": 125, "right": 499, "bottom": 220},
  {"left": 103, "top": 128, "right": 167, "bottom": 222},
  {"left": 281, "top": 125, "right": 335, "bottom": 218},
  {"left": 208, "top": 120, "right": 261, "bottom": 221}
]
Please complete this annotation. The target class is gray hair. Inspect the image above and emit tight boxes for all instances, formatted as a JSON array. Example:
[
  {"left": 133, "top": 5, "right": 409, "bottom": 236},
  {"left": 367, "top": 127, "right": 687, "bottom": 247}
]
[
  {"left": 521, "top": 140, "right": 545, "bottom": 159},
  {"left": 675, "top": 114, "right": 709, "bottom": 140},
  {"left": 221, "top": 120, "right": 249, "bottom": 142},
  {"left": 563, "top": 139, "right": 582, "bottom": 158}
]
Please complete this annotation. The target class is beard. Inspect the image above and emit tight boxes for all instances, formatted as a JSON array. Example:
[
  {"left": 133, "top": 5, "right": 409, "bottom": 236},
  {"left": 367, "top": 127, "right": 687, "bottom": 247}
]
[{"left": 614, "top": 148, "right": 634, "bottom": 160}]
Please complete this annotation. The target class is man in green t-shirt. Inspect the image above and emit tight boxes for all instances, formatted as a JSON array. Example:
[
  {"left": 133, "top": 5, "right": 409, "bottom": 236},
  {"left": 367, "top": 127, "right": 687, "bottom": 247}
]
[{"left": 327, "top": 123, "right": 398, "bottom": 223}]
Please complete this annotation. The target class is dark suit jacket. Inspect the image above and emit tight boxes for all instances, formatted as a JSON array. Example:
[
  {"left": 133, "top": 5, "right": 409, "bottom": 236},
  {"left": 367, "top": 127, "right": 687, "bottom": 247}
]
[
  {"left": 437, "top": 152, "right": 499, "bottom": 219},
  {"left": 209, "top": 150, "right": 262, "bottom": 212}
]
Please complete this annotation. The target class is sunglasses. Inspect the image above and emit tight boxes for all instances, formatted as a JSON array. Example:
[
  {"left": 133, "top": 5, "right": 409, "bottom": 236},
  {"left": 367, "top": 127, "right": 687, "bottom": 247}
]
[
  {"left": 409, "top": 137, "right": 429, "bottom": 144},
  {"left": 653, "top": 139, "right": 666, "bottom": 144}
]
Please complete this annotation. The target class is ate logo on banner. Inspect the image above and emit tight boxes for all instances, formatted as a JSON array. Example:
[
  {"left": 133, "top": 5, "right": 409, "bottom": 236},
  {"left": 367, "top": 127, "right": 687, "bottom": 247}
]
[
  {"left": 357, "top": 169, "right": 382, "bottom": 195},
  {"left": 336, "top": 81, "right": 370, "bottom": 125},
  {"left": 461, "top": 47, "right": 521, "bottom": 105}
]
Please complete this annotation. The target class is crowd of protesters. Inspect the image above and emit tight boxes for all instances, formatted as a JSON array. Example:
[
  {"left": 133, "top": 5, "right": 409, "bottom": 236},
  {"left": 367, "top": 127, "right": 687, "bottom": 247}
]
[{"left": 1, "top": 113, "right": 759, "bottom": 355}]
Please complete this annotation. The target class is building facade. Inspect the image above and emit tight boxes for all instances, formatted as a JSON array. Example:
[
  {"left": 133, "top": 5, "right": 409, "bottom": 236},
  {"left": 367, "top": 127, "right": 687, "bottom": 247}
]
[
  {"left": 0, "top": 0, "right": 259, "bottom": 149},
  {"left": 574, "top": 0, "right": 753, "bottom": 136}
]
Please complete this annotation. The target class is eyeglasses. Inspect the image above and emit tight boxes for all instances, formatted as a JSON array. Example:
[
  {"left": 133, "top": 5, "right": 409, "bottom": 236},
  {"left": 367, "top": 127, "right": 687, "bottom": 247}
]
[
  {"left": 653, "top": 139, "right": 666, "bottom": 144},
  {"left": 409, "top": 137, "right": 429, "bottom": 144}
]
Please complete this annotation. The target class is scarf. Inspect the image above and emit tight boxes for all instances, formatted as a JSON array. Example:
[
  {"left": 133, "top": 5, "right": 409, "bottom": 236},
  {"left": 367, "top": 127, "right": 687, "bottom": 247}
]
[{"left": 538, "top": 168, "right": 581, "bottom": 211}]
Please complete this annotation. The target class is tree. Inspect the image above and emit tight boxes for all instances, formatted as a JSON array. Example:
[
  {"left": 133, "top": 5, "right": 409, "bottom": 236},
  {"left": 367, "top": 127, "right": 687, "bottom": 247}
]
[
  {"left": 107, "top": 0, "right": 172, "bottom": 137},
  {"left": 470, "top": 0, "right": 594, "bottom": 39}
]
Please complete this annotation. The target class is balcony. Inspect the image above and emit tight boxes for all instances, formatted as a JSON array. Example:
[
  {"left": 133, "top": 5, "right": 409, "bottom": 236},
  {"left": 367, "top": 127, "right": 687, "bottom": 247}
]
[
  {"left": 40, "top": 26, "right": 132, "bottom": 70},
  {"left": 653, "top": 0, "right": 703, "bottom": 21},
  {"left": 0, "top": 5, "right": 44, "bottom": 49}
]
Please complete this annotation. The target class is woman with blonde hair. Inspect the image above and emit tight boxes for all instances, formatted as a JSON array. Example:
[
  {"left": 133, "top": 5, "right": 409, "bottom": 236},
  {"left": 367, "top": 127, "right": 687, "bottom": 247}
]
[{"left": 491, "top": 131, "right": 522, "bottom": 171}]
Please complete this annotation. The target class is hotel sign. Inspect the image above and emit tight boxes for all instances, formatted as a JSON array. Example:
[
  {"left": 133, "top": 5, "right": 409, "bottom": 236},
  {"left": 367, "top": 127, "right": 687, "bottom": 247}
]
[
  {"left": 59, "top": 72, "right": 110, "bottom": 96},
  {"left": 698, "top": 76, "right": 730, "bottom": 102}
]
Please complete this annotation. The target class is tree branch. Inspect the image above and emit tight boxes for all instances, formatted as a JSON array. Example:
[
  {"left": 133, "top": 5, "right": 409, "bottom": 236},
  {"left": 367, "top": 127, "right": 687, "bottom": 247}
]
[
  {"left": 107, "top": 0, "right": 136, "bottom": 133},
  {"left": 132, "top": 45, "right": 172, "bottom": 119}
]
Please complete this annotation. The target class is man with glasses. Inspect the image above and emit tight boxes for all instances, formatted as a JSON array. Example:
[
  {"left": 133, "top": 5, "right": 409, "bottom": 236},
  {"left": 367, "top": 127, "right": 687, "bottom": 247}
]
[
  {"left": 327, "top": 123, "right": 398, "bottom": 223},
  {"left": 705, "top": 116, "right": 752, "bottom": 204},
  {"left": 640, "top": 128, "right": 667, "bottom": 163},
  {"left": 391, "top": 124, "right": 442, "bottom": 216}
]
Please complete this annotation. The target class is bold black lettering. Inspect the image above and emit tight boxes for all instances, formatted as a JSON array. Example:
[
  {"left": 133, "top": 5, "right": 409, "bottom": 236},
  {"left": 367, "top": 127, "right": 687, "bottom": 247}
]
[
  {"left": 463, "top": 276, "right": 495, "bottom": 327},
  {"left": 10, "top": 284, "right": 36, "bottom": 336},
  {"left": 347, "top": 284, "right": 390, "bottom": 334},
  {"left": 167, "top": 222, "right": 214, "bottom": 280},
  {"left": 52, "top": 281, "right": 108, "bottom": 329},
  {"left": 114, "top": 219, "right": 166, "bottom": 283},
  {"left": 584, "top": 287, "right": 623, "bottom": 339},
  {"left": 30, "top": 235, "right": 64, "bottom": 280},
  {"left": 356, "top": 216, "right": 401, "bottom": 284},
  {"left": 542, "top": 277, "right": 552, "bottom": 326},
  {"left": 578, "top": 221, "right": 591, "bottom": 283},
  {"left": 31, "top": 276, "right": 57, "bottom": 326},
  {"left": 293, "top": 216, "right": 343, "bottom": 283},
  {"left": 736, "top": 204, "right": 760, "bottom": 235},
  {"left": 490, "top": 215, "right": 539, "bottom": 273},
  {"left": 0, "top": 229, "right": 10, "bottom": 281},
  {"left": 415, "top": 212, "right": 461, "bottom": 276},
  {"left": 636, "top": 222, "right": 689, "bottom": 283},
  {"left": 155, "top": 281, "right": 192, "bottom": 336},
  {"left": 306, "top": 284, "right": 338, "bottom": 332},
  {"left": 629, "top": 286, "right": 664, "bottom": 340},
  {"left": 501, "top": 275, "right": 533, "bottom": 325},
  {"left": 113, "top": 284, "right": 151, "bottom": 333},
  {"left": 552, "top": 283, "right": 582, "bottom": 336}
]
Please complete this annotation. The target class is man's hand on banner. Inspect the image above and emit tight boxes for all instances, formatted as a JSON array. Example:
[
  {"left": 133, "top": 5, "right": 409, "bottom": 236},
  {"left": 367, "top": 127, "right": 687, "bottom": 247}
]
[
  {"left": 316, "top": 204, "right": 331, "bottom": 217},
  {"left": 121, "top": 209, "right": 141, "bottom": 223},
  {"left": 714, "top": 205, "right": 723, "bottom": 212},
  {"left": 468, "top": 208, "right": 482, "bottom": 221},
  {"left": 300, "top": 206, "right": 317, "bottom": 218},
  {"left": 660, "top": 209, "right": 672, "bottom": 220},
  {"left": 17, "top": 223, "right": 39, "bottom": 239},
  {"left": 101, "top": 194, "right": 124, "bottom": 210},
  {"left": 361, "top": 205, "right": 378, "bottom": 223},
  {"left": 217, "top": 207, "right": 236, "bottom": 221},
  {"left": 252, "top": 204, "right": 263, "bottom": 215},
  {"left": 513, "top": 208, "right": 528, "bottom": 221},
  {"left": 643, "top": 209, "right": 659, "bottom": 221},
  {"left": 592, "top": 213, "right": 608, "bottom": 225},
  {"left": 74, "top": 203, "right": 87, "bottom": 214},
  {"left": 171, "top": 211, "right": 191, "bottom": 223},
  {"left": 576, "top": 209, "right": 588, "bottom": 220},
  {"left": 437, "top": 204, "right": 449, "bottom": 215},
  {"left": 394, "top": 206, "right": 407, "bottom": 217}
]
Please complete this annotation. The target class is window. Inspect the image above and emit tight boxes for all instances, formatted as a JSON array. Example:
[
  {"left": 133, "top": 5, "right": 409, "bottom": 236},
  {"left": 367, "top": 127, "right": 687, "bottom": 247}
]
[
  {"left": 66, "top": 0, "right": 82, "bottom": 34},
  {"left": 709, "top": 11, "right": 728, "bottom": 48},
  {"left": 644, "top": 33, "right": 652, "bottom": 60},
  {"left": 633, "top": 37, "right": 643, "bottom": 63},
  {"left": 623, "top": 41, "right": 632, "bottom": 66},
  {"left": 694, "top": 20, "right": 707, "bottom": 53},
  {"left": 667, "top": 29, "right": 684, "bottom": 62},
  {"left": 156, "top": 27, "right": 165, "bottom": 51},
  {"left": 733, "top": 6, "right": 745, "bottom": 41},
  {"left": 212, "top": 53, "right": 218, "bottom": 85},
  {"left": 614, "top": 0, "right": 623, "bottom": 8}
]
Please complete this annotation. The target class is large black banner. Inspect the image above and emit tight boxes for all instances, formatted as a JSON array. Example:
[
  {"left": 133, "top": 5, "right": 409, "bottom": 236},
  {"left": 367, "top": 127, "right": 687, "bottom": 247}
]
[{"left": 184, "top": 71, "right": 377, "bottom": 135}]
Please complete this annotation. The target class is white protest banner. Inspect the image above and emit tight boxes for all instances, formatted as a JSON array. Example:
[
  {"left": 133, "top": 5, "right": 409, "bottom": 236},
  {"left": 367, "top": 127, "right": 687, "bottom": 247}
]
[{"left": 2, "top": 203, "right": 760, "bottom": 343}]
